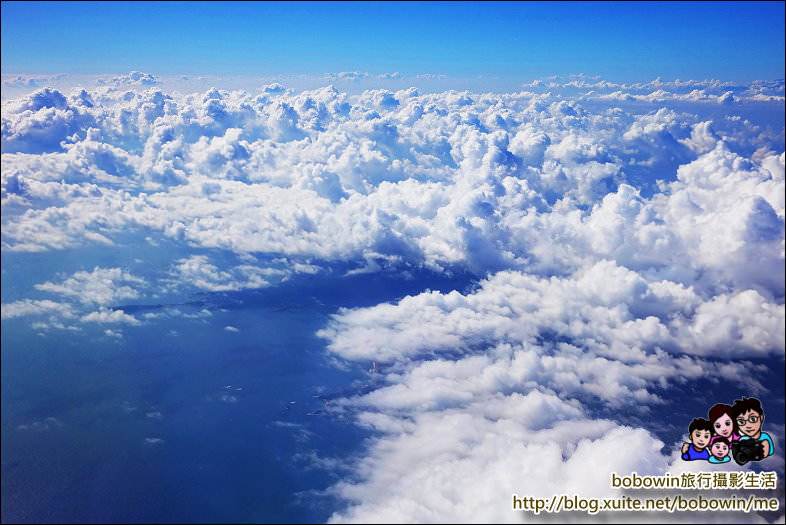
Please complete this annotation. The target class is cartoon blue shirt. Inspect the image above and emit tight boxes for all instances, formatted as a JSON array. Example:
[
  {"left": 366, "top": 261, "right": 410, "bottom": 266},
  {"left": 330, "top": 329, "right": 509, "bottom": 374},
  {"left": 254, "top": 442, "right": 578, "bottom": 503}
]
[
  {"left": 708, "top": 455, "right": 731, "bottom": 464},
  {"left": 682, "top": 445, "right": 710, "bottom": 461}
]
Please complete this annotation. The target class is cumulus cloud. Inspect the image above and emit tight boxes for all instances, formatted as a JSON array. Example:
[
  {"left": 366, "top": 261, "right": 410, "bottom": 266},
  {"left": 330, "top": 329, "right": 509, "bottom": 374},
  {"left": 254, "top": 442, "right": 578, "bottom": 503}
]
[
  {"left": 328, "top": 393, "right": 673, "bottom": 523},
  {"left": 317, "top": 262, "right": 779, "bottom": 522},
  {"left": 81, "top": 308, "right": 141, "bottom": 325},
  {"left": 97, "top": 70, "right": 161, "bottom": 87},
  {"left": 34, "top": 267, "right": 147, "bottom": 305},
  {"left": 167, "top": 255, "right": 284, "bottom": 291},
  {"left": 1, "top": 299, "right": 74, "bottom": 319},
  {"left": 319, "top": 260, "right": 778, "bottom": 394},
  {"left": 3, "top": 81, "right": 782, "bottom": 341},
  {"left": 2, "top": 73, "right": 68, "bottom": 89},
  {"left": 326, "top": 386, "right": 768, "bottom": 524},
  {"left": 3, "top": 82, "right": 779, "bottom": 284},
  {"left": 261, "top": 82, "right": 287, "bottom": 95},
  {"left": 2, "top": 267, "right": 148, "bottom": 332}
]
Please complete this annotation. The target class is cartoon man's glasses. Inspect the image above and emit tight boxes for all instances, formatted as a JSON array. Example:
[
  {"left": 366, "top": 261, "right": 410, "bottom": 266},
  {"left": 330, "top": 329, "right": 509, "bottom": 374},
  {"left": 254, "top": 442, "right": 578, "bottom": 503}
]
[{"left": 736, "top": 416, "right": 760, "bottom": 425}]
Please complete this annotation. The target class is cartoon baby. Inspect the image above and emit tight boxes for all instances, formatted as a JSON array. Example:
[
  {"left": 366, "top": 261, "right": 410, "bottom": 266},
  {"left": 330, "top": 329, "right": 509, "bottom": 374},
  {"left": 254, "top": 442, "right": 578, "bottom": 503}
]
[{"left": 708, "top": 436, "right": 731, "bottom": 464}]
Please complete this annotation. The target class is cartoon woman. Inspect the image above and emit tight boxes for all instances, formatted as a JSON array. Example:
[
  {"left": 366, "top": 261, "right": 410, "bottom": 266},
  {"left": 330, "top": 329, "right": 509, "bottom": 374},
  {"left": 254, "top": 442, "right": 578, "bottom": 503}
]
[{"left": 708, "top": 404, "right": 740, "bottom": 442}]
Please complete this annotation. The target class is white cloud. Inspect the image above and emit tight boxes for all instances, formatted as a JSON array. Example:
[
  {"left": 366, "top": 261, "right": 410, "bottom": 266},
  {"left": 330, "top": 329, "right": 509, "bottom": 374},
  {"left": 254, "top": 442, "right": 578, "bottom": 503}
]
[
  {"left": 324, "top": 72, "right": 372, "bottom": 82},
  {"left": 318, "top": 263, "right": 778, "bottom": 522},
  {"left": 376, "top": 72, "right": 403, "bottom": 80},
  {"left": 17, "top": 417, "right": 64, "bottom": 432},
  {"left": 675, "top": 290, "right": 785, "bottom": 357},
  {"left": 2, "top": 74, "right": 68, "bottom": 89},
  {"left": 34, "top": 267, "right": 146, "bottom": 305},
  {"left": 3, "top": 83, "right": 782, "bottom": 285},
  {"left": 328, "top": 392, "right": 677, "bottom": 524},
  {"left": 415, "top": 73, "right": 448, "bottom": 81},
  {"left": 81, "top": 308, "right": 141, "bottom": 325},
  {"left": 526, "top": 76, "right": 784, "bottom": 105},
  {"left": 1, "top": 299, "right": 74, "bottom": 319},
  {"left": 4, "top": 82, "right": 782, "bottom": 344},
  {"left": 97, "top": 71, "right": 161, "bottom": 87},
  {"left": 167, "top": 255, "right": 284, "bottom": 291},
  {"left": 319, "top": 260, "right": 780, "bottom": 377}
]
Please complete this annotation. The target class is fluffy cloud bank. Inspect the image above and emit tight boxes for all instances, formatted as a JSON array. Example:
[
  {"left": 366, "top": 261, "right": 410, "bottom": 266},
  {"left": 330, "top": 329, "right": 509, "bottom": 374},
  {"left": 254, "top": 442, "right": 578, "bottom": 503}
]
[
  {"left": 317, "top": 265, "right": 780, "bottom": 523},
  {"left": 2, "top": 74, "right": 783, "bottom": 522},
  {"left": 320, "top": 260, "right": 783, "bottom": 365},
  {"left": 2, "top": 81, "right": 782, "bottom": 296}
]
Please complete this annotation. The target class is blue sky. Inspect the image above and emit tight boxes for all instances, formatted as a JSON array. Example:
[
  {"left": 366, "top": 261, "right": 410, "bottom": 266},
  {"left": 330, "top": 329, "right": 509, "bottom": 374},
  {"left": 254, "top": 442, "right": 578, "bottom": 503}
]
[{"left": 2, "top": 1, "right": 784, "bottom": 81}]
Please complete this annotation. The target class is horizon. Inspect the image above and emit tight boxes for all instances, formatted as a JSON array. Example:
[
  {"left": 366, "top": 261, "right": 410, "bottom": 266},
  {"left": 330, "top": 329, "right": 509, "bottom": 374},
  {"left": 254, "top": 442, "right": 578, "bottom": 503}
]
[{"left": 2, "top": 1, "right": 785, "bottom": 83}]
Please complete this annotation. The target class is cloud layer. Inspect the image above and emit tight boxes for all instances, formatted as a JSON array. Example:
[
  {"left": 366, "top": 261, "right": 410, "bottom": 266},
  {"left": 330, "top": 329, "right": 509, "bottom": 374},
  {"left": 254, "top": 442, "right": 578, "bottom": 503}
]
[{"left": 2, "top": 80, "right": 783, "bottom": 293}]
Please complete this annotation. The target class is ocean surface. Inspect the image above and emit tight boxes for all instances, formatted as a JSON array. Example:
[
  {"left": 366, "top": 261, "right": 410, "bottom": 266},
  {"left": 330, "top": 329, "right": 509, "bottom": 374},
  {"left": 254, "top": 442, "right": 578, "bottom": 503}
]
[{"left": 1, "top": 242, "right": 480, "bottom": 523}]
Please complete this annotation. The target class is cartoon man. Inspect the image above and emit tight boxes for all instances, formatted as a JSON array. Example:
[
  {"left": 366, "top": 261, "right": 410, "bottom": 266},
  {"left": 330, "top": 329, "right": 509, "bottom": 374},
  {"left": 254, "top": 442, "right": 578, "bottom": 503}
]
[
  {"left": 681, "top": 418, "right": 712, "bottom": 460},
  {"left": 708, "top": 436, "right": 731, "bottom": 464},
  {"left": 732, "top": 397, "right": 774, "bottom": 459}
]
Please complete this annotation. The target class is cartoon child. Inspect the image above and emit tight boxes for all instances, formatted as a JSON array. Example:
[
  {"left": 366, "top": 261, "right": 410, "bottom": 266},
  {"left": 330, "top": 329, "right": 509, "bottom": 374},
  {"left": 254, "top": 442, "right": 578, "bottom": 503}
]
[
  {"left": 681, "top": 418, "right": 712, "bottom": 460},
  {"left": 708, "top": 436, "right": 731, "bottom": 464},
  {"left": 708, "top": 403, "right": 740, "bottom": 442},
  {"left": 732, "top": 397, "right": 774, "bottom": 459}
]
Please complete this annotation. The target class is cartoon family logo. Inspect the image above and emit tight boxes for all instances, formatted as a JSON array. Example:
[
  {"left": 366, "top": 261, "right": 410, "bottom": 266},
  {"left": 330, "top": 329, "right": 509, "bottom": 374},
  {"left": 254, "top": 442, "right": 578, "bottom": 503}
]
[{"left": 681, "top": 397, "right": 775, "bottom": 465}]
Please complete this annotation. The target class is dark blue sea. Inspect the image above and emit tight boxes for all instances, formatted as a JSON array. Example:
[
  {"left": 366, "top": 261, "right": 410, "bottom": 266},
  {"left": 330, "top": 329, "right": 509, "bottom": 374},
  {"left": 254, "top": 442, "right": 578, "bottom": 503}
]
[{"left": 1, "top": 241, "right": 480, "bottom": 523}]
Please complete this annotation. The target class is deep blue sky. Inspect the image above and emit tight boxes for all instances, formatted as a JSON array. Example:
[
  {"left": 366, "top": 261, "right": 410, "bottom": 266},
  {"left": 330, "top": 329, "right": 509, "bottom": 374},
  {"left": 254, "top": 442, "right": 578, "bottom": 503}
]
[{"left": 2, "top": 1, "right": 785, "bottom": 82}]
